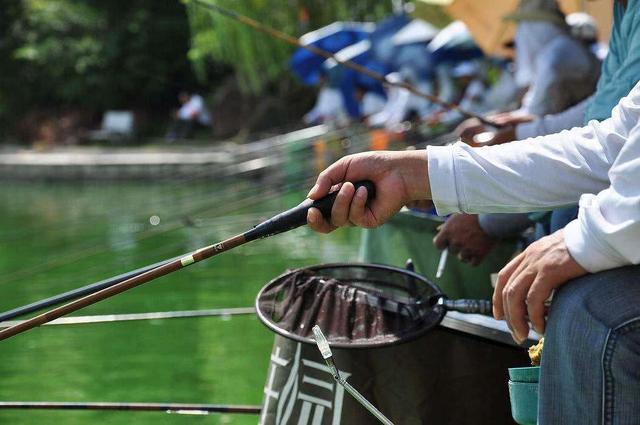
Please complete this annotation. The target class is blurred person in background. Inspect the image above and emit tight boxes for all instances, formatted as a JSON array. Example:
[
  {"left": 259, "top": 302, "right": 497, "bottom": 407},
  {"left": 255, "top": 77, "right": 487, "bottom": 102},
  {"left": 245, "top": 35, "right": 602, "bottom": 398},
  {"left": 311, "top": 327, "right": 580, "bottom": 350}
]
[
  {"left": 434, "top": 0, "right": 604, "bottom": 266},
  {"left": 354, "top": 84, "right": 386, "bottom": 122},
  {"left": 303, "top": 73, "right": 347, "bottom": 126},
  {"left": 166, "top": 91, "right": 212, "bottom": 142},
  {"left": 368, "top": 68, "right": 435, "bottom": 130},
  {"left": 494, "top": 0, "right": 600, "bottom": 122},
  {"left": 445, "top": 0, "right": 640, "bottom": 267},
  {"left": 425, "top": 60, "right": 487, "bottom": 128},
  {"left": 305, "top": 79, "right": 640, "bottom": 424}
]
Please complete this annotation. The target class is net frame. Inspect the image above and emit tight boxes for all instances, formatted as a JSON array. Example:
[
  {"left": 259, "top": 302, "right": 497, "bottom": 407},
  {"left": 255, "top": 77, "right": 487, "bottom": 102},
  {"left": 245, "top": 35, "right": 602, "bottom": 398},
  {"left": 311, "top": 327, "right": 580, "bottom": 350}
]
[{"left": 255, "top": 263, "right": 447, "bottom": 349}]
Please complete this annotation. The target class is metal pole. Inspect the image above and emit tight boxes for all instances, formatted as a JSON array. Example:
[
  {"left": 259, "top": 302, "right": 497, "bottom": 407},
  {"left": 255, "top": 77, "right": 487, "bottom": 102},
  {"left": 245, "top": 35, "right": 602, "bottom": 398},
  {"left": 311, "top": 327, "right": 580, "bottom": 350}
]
[
  {"left": 312, "top": 326, "right": 395, "bottom": 425},
  {"left": 0, "top": 401, "right": 261, "bottom": 415},
  {"left": 0, "top": 181, "right": 374, "bottom": 342},
  {"left": 0, "top": 307, "right": 256, "bottom": 328}
]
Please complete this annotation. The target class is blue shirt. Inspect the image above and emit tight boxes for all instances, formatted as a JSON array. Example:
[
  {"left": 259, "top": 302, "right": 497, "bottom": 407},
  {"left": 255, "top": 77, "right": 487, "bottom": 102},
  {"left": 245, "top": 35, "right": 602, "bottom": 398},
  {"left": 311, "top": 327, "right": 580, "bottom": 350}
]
[{"left": 585, "top": 0, "right": 640, "bottom": 122}]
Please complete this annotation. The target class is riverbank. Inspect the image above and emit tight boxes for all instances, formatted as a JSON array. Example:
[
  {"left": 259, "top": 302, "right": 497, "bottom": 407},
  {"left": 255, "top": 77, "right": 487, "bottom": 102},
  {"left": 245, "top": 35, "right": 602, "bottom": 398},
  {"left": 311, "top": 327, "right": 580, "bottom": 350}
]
[{"left": 0, "top": 125, "right": 335, "bottom": 181}]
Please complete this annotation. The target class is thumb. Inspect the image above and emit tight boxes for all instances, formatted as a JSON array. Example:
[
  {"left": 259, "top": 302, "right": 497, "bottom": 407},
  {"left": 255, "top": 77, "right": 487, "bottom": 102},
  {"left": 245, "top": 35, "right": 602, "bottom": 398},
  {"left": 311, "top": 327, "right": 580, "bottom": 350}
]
[{"left": 433, "top": 227, "right": 448, "bottom": 250}]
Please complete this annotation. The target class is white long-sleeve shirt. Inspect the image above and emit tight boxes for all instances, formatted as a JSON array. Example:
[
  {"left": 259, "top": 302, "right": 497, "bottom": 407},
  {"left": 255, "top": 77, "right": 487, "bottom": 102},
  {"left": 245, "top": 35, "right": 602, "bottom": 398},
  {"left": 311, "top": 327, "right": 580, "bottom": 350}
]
[{"left": 427, "top": 81, "right": 640, "bottom": 273}]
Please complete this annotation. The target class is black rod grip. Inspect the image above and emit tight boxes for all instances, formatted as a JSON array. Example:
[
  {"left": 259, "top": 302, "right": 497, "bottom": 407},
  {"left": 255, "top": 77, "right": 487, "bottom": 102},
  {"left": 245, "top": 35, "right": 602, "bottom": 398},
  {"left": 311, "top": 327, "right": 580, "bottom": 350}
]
[
  {"left": 244, "top": 181, "right": 376, "bottom": 241},
  {"left": 443, "top": 299, "right": 493, "bottom": 316}
]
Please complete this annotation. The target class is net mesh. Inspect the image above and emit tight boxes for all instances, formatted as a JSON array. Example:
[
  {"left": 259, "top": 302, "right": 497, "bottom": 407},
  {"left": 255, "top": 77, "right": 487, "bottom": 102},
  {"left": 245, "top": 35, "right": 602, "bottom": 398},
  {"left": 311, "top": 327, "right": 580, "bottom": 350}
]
[{"left": 256, "top": 264, "right": 445, "bottom": 348}]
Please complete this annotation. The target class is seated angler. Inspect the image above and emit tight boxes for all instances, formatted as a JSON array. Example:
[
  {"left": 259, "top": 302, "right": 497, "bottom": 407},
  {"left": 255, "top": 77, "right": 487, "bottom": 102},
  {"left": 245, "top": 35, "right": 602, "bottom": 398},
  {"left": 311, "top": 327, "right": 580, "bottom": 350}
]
[{"left": 306, "top": 80, "right": 640, "bottom": 424}]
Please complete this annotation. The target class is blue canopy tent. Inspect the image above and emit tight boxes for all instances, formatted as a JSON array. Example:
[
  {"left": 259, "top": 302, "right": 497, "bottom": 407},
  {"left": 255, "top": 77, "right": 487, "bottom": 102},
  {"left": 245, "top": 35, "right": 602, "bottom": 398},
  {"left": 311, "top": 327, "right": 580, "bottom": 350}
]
[
  {"left": 289, "top": 22, "right": 375, "bottom": 86},
  {"left": 323, "top": 40, "right": 388, "bottom": 118}
]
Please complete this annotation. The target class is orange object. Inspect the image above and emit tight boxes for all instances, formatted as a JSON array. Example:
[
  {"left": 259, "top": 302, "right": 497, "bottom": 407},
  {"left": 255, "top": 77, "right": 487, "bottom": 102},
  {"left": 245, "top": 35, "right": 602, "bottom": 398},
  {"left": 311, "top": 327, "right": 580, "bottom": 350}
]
[
  {"left": 314, "top": 138, "right": 327, "bottom": 174},
  {"left": 370, "top": 129, "right": 391, "bottom": 151}
]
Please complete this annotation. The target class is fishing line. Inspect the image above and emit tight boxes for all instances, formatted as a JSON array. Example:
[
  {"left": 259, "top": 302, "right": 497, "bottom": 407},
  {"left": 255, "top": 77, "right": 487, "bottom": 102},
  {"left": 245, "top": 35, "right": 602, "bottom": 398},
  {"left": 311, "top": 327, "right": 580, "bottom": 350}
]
[
  {"left": 0, "top": 181, "right": 376, "bottom": 341},
  {"left": 0, "top": 307, "right": 256, "bottom": 328},
  {"left": 0, "top": 124, "right": 365, "bottom": 245},
  {"left": 0, "top": 175, "right": 314, "bottom": 287},
  {"left": 0, "top": 401, "right": 261, "bottom": 415}
]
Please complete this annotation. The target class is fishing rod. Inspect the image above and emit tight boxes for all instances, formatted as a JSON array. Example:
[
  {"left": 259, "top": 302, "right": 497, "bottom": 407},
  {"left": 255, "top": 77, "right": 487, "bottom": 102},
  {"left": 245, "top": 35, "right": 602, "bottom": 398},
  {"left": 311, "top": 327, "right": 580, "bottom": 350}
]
[
  {"left": 0, "top": 256, "right": 182, "bottom": 322},
  {"left": 0, "top": 401, "right": 261, "bottom": 415},
  {"left": 0, "top": 172, "right": 315, "bottom": 289},
  {"left": 190, "top": 0, "right": 501, "bottom": 128},
  {"left": 0, "top": 307, "right": 255, "bottom": 328},
  {"left": 0, "top": 181, "right": 375, "bottom": 342},
  {"left": 0, "top": 123, "right": 366, "bottom": 286}
]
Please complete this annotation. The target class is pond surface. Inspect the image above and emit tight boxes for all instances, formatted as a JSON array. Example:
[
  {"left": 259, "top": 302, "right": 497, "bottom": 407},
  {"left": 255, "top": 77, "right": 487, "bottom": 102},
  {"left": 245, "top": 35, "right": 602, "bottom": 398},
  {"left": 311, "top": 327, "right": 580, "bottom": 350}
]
[{"left": 0, "top": 178, "right": 361, "bottom": 425}]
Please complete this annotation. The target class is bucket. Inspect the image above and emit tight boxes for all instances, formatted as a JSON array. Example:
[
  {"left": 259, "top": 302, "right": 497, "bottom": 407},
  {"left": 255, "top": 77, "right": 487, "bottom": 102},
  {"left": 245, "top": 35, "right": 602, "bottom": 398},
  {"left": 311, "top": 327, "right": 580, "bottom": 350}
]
[
  {"left": 508, "top": 366, "right": 540, "bottom": 425},
  {"left": 256, "top": 263, "right": 526, "bottom": 424}
]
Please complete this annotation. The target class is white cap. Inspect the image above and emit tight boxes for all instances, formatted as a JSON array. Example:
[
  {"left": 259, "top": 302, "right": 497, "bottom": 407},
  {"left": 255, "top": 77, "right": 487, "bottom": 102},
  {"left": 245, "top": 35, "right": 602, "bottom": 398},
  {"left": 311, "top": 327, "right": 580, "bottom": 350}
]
[{"left": 566, "top": 12, "right": 598, "bottom": 41}]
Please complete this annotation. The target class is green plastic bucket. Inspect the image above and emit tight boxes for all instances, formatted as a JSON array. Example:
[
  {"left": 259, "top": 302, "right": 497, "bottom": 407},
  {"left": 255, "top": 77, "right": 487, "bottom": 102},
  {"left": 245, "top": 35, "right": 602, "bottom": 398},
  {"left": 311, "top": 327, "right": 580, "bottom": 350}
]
[{"left": 508, "top": 366, "right": 540, "bottom": 425}]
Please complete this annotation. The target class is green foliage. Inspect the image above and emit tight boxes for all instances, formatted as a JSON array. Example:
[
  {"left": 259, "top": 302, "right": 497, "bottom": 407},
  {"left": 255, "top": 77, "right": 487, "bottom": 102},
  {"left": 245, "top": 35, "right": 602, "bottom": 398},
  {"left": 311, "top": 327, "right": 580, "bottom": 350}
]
[
  {"left": 185, "top": 0, "right": 394, "bottom": 93},
  {"left": 0, "top": 0, "right": 210, "bottom": 135}
]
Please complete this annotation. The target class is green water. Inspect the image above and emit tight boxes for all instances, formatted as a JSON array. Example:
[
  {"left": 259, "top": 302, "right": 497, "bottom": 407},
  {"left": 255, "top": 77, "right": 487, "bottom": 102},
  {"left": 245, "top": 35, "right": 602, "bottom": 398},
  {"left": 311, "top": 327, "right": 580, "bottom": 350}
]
[{"left": 0, "top": 179, "right": 361, "bottom": 424}]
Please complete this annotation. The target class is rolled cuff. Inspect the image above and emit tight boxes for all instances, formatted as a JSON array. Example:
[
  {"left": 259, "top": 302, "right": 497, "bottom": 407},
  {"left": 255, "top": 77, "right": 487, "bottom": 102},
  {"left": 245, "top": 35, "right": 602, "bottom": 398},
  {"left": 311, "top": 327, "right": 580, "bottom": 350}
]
[
  {"left": 427, "top": 145, "right": 462, "bottom": 215},
  {"left": 563, "top": 203, "right": 626, "bottom": 273}
]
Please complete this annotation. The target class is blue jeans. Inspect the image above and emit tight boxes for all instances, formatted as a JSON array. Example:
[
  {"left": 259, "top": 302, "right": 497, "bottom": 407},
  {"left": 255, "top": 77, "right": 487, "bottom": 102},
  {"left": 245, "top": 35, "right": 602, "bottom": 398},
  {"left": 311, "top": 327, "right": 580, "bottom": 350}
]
[
  {"left": 550, "top": 206, "right": 579, "bottom": 233},
  {"left": 539, "top": 266, "right": 640, "bottom": 424}
]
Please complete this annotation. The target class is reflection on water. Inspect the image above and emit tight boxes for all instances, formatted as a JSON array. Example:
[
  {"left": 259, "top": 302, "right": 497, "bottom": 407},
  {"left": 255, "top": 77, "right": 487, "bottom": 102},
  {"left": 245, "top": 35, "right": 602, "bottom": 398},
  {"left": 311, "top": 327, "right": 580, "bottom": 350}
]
[{"left": 0, "top": 179, "right": 361, "bottom": 425}]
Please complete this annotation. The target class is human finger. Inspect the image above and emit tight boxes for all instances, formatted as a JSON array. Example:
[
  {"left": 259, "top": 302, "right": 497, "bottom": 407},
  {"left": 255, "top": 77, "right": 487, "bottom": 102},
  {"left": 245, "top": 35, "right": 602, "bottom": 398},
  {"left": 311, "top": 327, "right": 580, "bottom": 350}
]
[
  {"left": 493, "top": 252, "right": 525, "bottom": 319},
  {"left": 460, "top": 125, "right": 486, "bottom": 144},
  {"left": 458, "top": 249, "right": 473, "bottom": 264},
  {"left": 447, "top": 243, "right": 461, "bottom": 255},
  {"left": 469, "top": 254, "right": 483, "bottom": 267},
  {"left": 503, "top": 269, "right": 535, "bottom": 344},
  {"left": 347, "top": 185, "right": 371, "bottom": 227},
  {"left": 432, "top": 228, "right": 449, "bottom": 250},
  {"left": 500, "top": 255, "right": 531, "bottom": 324},
  {"left": 526, "top": 276, "right": 555, "bottom": 334},
  {"left": 307, "top": 158, "right": 349, "bottom": 200},
  {"left": 307, "top": 207, "right": 337, "bottom": 233},
  {"left": 330, "top": 182, "right": 356, "bottom": 227}
]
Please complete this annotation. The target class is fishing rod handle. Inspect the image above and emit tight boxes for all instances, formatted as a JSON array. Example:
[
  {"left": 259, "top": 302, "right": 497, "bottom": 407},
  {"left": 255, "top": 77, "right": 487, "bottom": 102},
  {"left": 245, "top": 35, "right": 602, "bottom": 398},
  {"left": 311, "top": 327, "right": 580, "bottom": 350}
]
[
  {"left": 244, "top": 181, "right": 376, "bottom": 241},
  {"left": 443, "top": 298, "right": 493, "bottom": 316}
]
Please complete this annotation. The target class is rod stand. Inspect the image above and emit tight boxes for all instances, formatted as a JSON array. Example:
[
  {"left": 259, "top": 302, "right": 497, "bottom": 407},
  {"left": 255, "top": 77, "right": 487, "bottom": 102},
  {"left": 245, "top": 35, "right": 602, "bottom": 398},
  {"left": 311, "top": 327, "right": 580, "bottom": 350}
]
[{"left": 312, "top": 325, "right": 395, "bottom": 425}]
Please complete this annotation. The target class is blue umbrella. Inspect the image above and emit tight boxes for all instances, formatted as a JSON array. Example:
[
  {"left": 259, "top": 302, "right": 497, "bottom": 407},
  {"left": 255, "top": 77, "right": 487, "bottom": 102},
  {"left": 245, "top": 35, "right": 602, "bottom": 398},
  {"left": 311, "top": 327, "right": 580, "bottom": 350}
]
[
  {"left": 369, "top": 14, "right": 413, "bottom": 65},
  {"left": 371, "top": 15, "right": 438, "bottom": 78},
  {"left": 289, "top": 22, "right": 375, "bottom": 85},
  {"left": 323, "top": 40, "right": 388, "bottom": 118},
  {"left": 427, "top": 21, "right": 484, "bottom": 64}
]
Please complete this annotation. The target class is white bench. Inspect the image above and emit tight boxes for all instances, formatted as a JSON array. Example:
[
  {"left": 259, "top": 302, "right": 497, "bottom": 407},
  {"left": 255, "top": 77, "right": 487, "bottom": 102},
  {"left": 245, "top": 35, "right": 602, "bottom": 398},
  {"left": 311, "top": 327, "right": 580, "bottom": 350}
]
[{"left": 87, "top": 111, "right": 135, "bottom": 142}]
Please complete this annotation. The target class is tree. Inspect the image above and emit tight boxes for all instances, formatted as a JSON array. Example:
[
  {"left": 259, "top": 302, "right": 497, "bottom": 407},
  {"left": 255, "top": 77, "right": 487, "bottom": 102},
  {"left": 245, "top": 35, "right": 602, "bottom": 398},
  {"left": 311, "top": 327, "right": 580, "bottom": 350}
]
[
  {"left": 185, "top": 0, "right": 397, "bottom": 93},
  {"left": 0, "top": 0, "right": 216, "bottom": 138}
]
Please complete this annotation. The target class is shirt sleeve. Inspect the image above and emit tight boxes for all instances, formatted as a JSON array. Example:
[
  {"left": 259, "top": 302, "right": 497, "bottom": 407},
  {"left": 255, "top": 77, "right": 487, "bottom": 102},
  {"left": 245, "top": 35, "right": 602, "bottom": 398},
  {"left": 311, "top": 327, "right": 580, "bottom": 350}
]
[
  {"left": 563, "top": 122, "right": 640, "bottom": 272},
  {"left": 516, "top": 97, "right": 591, "bottom": 140},
  {"left": 428, "top": 82, "right": 640, "bottom": 216},
  {"left": 524, "top": 39, "right": 595, "bottom": 117}
]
